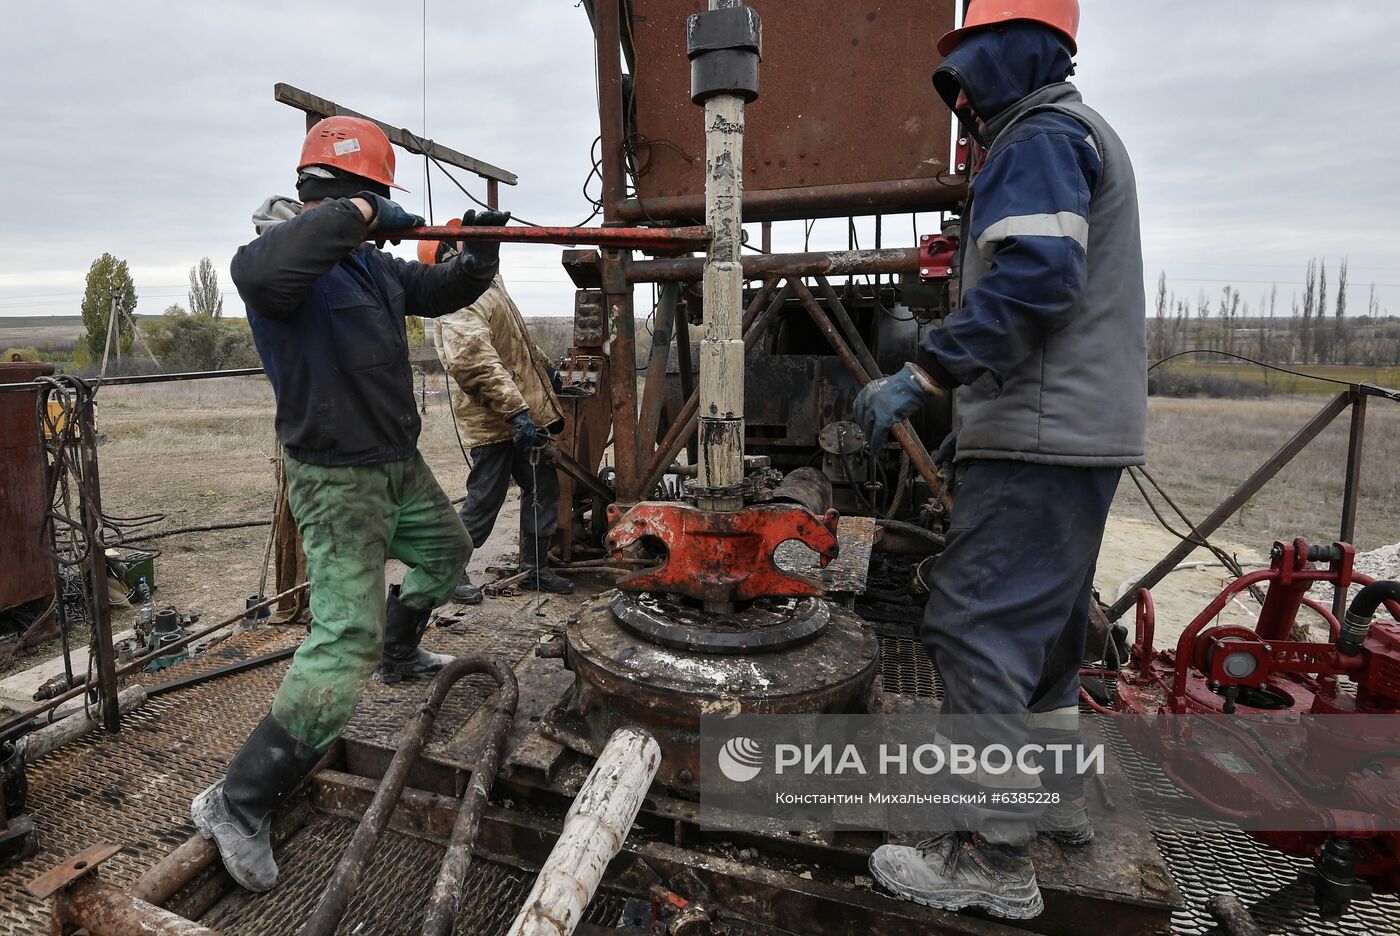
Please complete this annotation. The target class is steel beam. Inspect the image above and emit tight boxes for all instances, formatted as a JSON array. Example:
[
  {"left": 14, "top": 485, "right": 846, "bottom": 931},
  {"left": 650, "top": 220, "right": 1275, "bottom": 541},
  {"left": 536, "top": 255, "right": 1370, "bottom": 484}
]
[
  {"left": 274, "top": 83, "right": 516, "bottom": 185},
  {"left": 1335, "top": 391, "right": 1368, "bottom": 617},
  {"left": 593, "top": 0, "right": 628, "bottom": 221},
  {"left": 1107, "top": 391, "right": 1353, "bottom": 621},
  {"left": 614, "top": 177, "right": 967, "bottom": 225},
  {"left": 389, "top": 224, "right": 710, "bottom": 251}
]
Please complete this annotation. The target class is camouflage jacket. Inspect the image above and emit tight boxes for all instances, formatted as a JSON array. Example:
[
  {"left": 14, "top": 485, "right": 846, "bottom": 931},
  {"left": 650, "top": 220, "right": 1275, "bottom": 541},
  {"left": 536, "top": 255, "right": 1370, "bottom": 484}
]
[{"left": 433, "top": 275, "right": 563, "bottom": 448}]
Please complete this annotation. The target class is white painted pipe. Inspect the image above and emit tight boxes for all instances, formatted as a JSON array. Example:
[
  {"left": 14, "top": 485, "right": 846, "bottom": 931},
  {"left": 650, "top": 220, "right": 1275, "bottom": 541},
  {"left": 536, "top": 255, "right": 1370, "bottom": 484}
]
[{"left": 506, "top": 727, "right": 661, "bottom": 936}]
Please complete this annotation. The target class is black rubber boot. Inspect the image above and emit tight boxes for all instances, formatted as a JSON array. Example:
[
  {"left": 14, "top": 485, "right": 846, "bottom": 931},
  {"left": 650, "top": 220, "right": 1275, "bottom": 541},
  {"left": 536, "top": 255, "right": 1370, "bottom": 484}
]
[
  {"left": 191, "top": 715, "right": 321, "bottom": 892},
  {"left": 519, "top": 535, "right": 574, "bottom": 594},
  {"left": 452, "top": 571, "right": 483, "bottom": 605},
  {"left": 377, "top": 585, "right": 453, "bottom": 683}
]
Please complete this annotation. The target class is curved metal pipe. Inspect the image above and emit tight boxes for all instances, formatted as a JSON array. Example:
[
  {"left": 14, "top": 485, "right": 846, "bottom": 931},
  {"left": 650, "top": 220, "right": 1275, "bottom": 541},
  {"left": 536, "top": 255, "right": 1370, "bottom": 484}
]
[
  {"left": 301, "top": 656, "right": 518, "bottom": 936},
  {"left": 420, "top": 658, "right": 519, "bottom": 936}
]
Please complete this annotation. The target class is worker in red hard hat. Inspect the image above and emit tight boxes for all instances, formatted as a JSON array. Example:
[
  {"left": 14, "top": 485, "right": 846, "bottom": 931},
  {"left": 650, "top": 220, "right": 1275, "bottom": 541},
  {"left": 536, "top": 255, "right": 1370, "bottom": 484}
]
[
  {"left": 191, "top": 115, "right": 510, "bottom": 894},
  {"left": 417, "top": 230, "right": 572, "bottom": 603},
  {"left": 857, "top": 0, "right": 1146, "bottom": 919}
]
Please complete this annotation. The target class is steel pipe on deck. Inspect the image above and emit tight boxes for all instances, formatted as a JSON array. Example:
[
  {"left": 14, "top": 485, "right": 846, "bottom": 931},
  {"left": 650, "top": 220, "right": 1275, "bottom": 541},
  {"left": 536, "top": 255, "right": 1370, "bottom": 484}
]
[{"left": 55, "top": 877, "right": 223, "bottom": 936}]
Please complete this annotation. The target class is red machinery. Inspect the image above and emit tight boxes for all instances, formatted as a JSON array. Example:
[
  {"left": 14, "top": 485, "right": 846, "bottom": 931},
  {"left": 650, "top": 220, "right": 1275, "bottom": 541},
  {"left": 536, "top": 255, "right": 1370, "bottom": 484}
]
[{"left": 1094, "top": 537, "right": 1400, "bottom": 917}]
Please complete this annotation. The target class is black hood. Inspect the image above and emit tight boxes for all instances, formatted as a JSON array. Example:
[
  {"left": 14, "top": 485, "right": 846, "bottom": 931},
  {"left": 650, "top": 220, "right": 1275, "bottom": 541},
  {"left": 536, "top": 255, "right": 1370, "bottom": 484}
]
[{"left": 933, "top": 23, "right": 1075, "bottom": 143}]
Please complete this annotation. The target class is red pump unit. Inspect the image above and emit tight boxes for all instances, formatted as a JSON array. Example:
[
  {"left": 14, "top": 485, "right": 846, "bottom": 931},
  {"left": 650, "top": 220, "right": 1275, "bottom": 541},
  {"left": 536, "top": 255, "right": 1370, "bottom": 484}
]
[{"left": 1096, "top": 537, "right": 1400, "bottom": 917}]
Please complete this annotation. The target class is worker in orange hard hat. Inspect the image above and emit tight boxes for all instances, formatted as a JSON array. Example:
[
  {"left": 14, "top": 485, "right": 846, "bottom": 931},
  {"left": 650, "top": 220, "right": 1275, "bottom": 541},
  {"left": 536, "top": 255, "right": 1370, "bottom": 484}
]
[
  {"left": 417, "top": 230, "right": 571, "bottom": 604},
  {"left": 859, "top": 0, "right": 1146, "bottom": 919},
  {"left": 192, "top": 115, "right": 510, "bottom": 894}
]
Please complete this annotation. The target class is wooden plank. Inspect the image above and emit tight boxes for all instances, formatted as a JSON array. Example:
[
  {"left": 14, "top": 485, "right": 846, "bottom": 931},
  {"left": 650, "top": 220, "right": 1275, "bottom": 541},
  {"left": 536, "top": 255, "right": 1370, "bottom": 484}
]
[{"left": 274, "top": 83, "right": 518, "bottom": 185}]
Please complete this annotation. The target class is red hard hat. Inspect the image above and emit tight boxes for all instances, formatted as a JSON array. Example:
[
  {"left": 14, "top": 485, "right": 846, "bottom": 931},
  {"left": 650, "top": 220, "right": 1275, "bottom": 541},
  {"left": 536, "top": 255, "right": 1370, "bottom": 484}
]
[
  {"left": 299, "top": 115, "right": 407, "bottom": 191},
  {"left": 937, "top": 0, "right": 1080, "bottom": 56},
  {"left": 417, "top": 219, "right": 462, "bottom": 265}
]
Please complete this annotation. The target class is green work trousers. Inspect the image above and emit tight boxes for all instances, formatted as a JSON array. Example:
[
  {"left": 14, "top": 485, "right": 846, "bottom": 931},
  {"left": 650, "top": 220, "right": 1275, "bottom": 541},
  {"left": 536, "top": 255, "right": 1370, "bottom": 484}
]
[{"left": 271, "top": 452, "right": 471, "bottom": 750}]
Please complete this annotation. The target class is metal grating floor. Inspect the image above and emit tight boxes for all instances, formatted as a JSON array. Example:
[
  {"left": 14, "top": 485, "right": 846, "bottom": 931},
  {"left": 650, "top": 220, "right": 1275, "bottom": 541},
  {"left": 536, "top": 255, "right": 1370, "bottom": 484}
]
[
  {"left": 3, "top": 602, "right": 1396, "bottom": 934},
  {"left": 202, "top": 812, "right": 790, "bottom": 935},
  {"left": 0, "top": 627, "right": 305, "bottom": 935},
  {"left": 200, "top": 812, "right": 635, "bottom": 935}
]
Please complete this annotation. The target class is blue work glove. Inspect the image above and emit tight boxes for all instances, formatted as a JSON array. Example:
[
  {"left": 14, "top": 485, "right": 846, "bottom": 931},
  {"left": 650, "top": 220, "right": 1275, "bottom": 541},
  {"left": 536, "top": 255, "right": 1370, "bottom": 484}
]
[
  {"left": 355, "top": 192, "right": 425, "bottom": 244},
  {"left": 547, "top": 364, "right": 563, "bottom": 394},
  {"left": 852, "top": 363, "right": 942, "bottom": 453},
  {"left": 509, "top": 410, "right": 537, "bottom": 448},
  {"left": 453, "top": 208, "right": 511, "bottom": 274}
]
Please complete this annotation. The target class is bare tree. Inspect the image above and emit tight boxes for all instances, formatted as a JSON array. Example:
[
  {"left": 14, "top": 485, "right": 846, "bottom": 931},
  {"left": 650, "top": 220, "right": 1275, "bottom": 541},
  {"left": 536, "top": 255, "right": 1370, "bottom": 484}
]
[
  {"left": 1301, "top": 259, "right": 1317, "bottom": 363},
  {"left": 1334, "top": 258, "right": 1349, "bottom": 364},
  {"left": 1152, "top": 272, "right": 1169, "bottom": 359}
]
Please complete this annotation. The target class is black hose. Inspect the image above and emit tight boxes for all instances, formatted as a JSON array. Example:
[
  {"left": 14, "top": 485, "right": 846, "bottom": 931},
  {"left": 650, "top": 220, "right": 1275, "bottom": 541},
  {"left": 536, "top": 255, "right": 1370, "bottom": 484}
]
[
  {"left": 1339, "top": 580, "right": 1400, "bottom": 655},
  {"left": 121, "top": 519, "right": 271, "bottom": 543},
  {"left": 1348, "top": 580, "right": 1400, "bottom": 623},
  {"left": 875, "top": 518, "right": 946, "bottom": 551}
]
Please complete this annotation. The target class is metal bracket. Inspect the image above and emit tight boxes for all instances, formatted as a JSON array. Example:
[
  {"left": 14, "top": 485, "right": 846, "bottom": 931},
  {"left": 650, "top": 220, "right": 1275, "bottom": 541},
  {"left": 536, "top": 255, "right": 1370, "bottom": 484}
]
[
  {"left": 25, "top": 843, "right": 122, "bottom": 900},
  {"left": 605, "top": 501, "right": 838, "bottom": 603},
  {"left": 918, "top": 233, "right": 958, "bottom": 281}
]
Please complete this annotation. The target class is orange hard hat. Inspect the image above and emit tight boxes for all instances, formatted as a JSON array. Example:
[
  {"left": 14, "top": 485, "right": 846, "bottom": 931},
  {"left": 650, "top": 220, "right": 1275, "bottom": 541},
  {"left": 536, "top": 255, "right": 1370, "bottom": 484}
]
[
  {"left": 298, "top": 115, "right": 407, "bottom": 192},
  {"left": 417, "top": 220, "right": 463, "bottom": 265},
  {"left": 937, "top": 0, "right": 1079, "bottom": 56}
]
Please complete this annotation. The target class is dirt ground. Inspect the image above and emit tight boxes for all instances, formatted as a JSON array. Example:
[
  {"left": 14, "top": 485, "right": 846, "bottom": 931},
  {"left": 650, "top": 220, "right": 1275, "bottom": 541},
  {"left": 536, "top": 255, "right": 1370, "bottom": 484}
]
[{"left": 4, "top": 381, "right": 1397, "bottom": 703}]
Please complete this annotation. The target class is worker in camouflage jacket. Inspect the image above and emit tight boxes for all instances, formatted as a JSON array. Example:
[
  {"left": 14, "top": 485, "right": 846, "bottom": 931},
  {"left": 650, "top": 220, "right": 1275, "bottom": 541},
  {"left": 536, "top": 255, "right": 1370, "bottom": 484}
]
[
  {"left": 192, "top": 116, "right": 507, "bottom": 895},
  {"left": 423, "top": 239, "right": 572, "bottom": 602},
  {"left": 855, "top": 0, "right": 1145, "bottom": 920}
]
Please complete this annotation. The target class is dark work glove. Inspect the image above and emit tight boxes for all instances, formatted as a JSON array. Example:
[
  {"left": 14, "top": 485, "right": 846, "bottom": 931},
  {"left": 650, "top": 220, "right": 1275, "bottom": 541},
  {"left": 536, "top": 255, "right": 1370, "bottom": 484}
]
[
  {"left": 462, "top": 208, "right": 510, "bottom": 227},
  {"left": 852, "top": 363, "right": 942, "bottom": 453},
  {"left": 547, "top": 365, "right": 563, "bottom": 394},
  {"left": 356, "top": 192, "right": 425, "bottom": 240},
  {"left": 509, "top": 410, "right": 537, "bottom": 448},
  {"left": 452, "top": 208, "right": 511, "bottom": 274}
]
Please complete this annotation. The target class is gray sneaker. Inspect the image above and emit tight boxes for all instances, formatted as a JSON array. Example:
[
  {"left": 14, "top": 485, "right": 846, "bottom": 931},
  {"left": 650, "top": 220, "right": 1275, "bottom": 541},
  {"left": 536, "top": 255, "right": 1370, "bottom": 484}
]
[
  {"left": 1038, "top": 794, "right": 1094, "bottom": 845},
  {"left": 192, "top": 780, "right": 277, "bottom": 893},
  {"left": 868, "top": 832, "right": 1043, "bottom": 920}
]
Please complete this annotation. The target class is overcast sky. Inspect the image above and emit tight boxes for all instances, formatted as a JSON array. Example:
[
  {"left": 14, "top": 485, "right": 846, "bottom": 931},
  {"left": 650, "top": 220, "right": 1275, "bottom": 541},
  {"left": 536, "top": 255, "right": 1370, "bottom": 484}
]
[{"left": 2, "top": 1, "right": 1398, "bottom": 323}]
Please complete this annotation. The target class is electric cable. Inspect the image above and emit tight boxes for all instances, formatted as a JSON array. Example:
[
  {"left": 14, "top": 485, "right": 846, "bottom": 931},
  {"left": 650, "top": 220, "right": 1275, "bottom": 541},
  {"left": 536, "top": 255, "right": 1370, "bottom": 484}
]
[
  {"left": 403, "top": 128, "right": 601, "bottom": 230},
  {"left": 1149, "top": 349, "right": 1400, "bottom": 400}
]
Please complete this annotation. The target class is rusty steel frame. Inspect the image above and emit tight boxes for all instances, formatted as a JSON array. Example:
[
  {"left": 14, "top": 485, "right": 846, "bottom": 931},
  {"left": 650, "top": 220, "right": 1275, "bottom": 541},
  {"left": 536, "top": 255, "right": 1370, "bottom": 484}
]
[
  {"left": 626, "top": 246, "right": 922, "bottom": 283},
  {"left": 301, "top": 656, "right": 518, "bottom": 936},
  {"left": 636, "top": 279, "right": 784, "bottom": 498},
  {"left": 788, "top": 278, "right": 951, "bottom": 511},
  {"left": 388, "top": 223, "right": 711, "bottom": 251},
  {"left": 597, "top": 2, "right": 967, "bottom": 224},
  {"left": 615, "top": 178, "right": 968, "bottom": 225}
]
